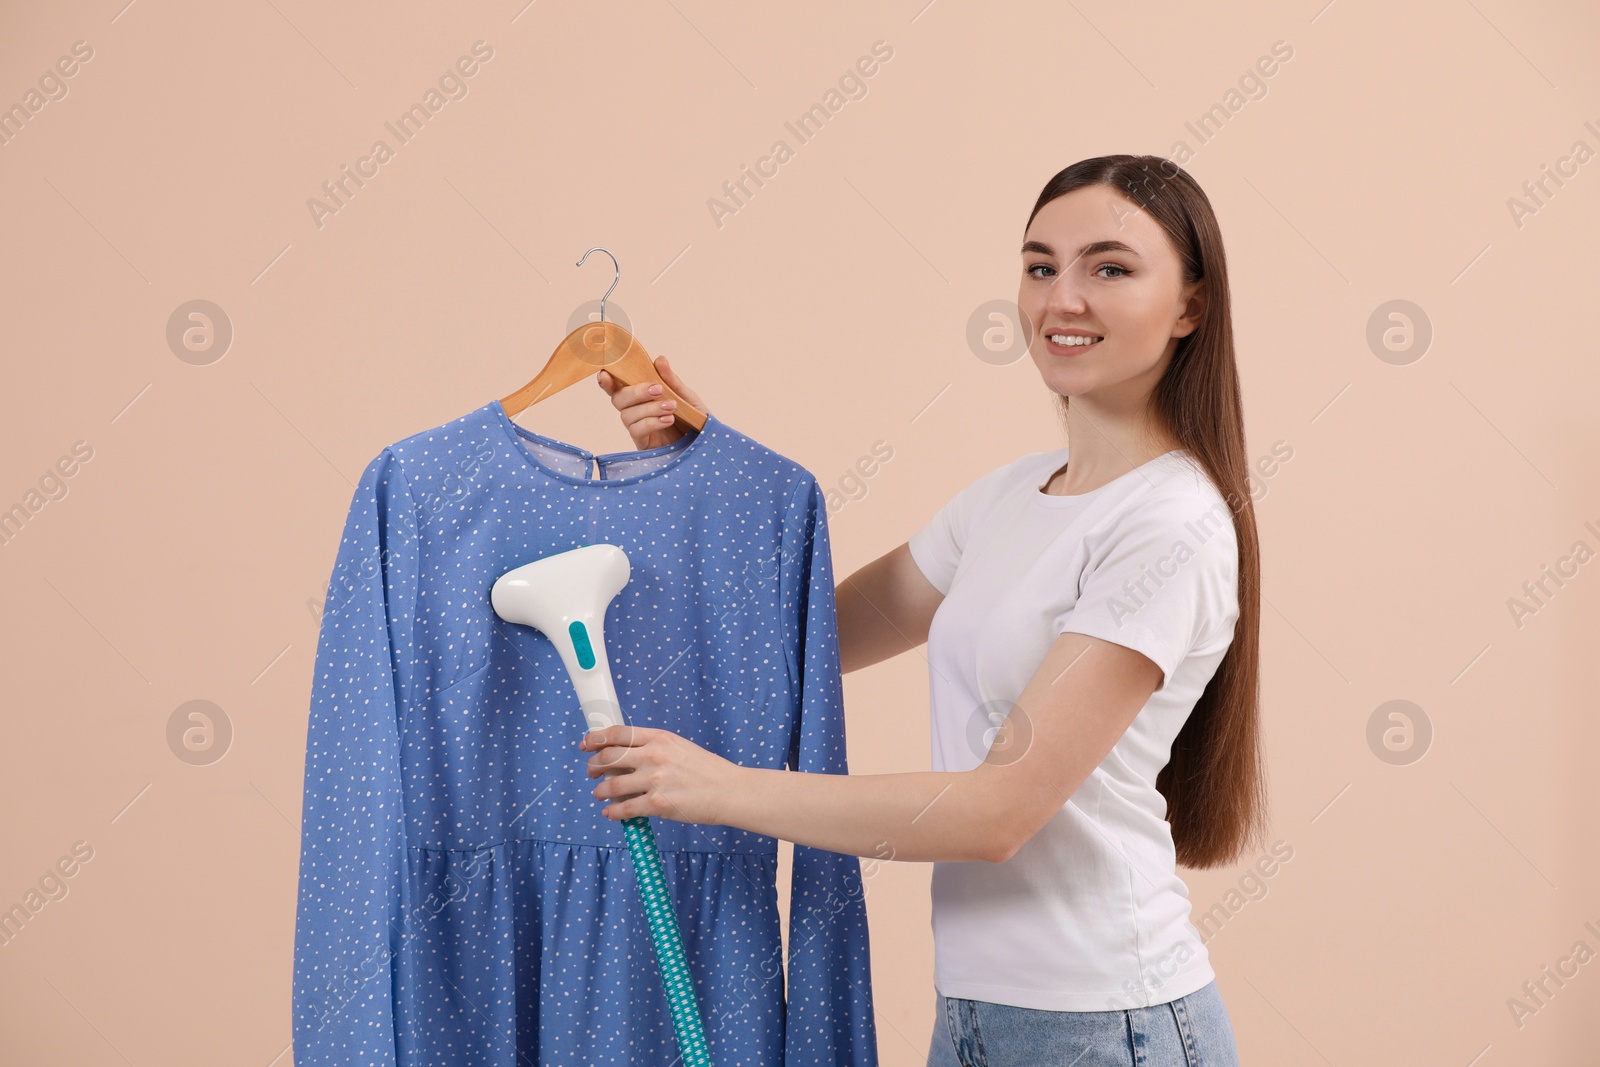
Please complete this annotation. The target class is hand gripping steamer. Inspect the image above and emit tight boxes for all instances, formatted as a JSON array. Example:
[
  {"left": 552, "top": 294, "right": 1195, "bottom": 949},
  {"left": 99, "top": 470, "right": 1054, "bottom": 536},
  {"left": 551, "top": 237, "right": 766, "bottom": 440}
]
[{"left": 491, "top": 544, "right": 712, "bottom": 1067}]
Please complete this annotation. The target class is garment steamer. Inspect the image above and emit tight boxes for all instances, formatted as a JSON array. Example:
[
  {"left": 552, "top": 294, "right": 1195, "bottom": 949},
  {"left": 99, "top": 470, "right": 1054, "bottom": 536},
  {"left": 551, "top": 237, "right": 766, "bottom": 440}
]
[{"left": 491, "top": 544, "right": 713, "bottom": 1066}]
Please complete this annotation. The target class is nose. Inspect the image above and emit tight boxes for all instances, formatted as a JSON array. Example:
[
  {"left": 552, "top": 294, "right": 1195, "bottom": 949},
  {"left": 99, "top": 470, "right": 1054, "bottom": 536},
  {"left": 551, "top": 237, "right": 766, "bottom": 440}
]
[
  {"left": 1043, "top": 270, "right": 1089, "bottom": 311},
  {"left": 1030, "top": 275, "right": 1087, "bottom": 341}
]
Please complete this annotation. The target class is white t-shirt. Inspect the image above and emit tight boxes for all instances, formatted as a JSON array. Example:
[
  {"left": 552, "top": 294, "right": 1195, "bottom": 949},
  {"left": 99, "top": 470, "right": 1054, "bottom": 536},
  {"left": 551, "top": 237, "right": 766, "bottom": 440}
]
[{"left": 907, "top": 445, "right": 1241, "bottom": 1011}]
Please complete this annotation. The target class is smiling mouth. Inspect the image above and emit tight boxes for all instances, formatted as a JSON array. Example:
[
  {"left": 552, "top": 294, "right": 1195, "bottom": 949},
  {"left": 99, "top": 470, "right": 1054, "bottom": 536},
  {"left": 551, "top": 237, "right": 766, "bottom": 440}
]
[{"left": 1046, "top": 333, "right": 1103, "bottom": 353}]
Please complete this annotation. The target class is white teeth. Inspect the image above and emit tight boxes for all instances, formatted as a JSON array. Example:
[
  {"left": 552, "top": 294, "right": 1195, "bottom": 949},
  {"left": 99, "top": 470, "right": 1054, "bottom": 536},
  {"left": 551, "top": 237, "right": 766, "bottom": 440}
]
[{"left": 1050, "top": 334, "right": 1102, "bottom": 346}]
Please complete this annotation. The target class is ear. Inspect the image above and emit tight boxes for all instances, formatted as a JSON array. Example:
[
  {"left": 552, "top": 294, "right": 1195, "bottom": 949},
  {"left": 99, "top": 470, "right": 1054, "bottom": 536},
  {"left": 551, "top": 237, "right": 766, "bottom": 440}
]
[{"left": 1173, "top": 280, "right": 1206, "bottom": 339}]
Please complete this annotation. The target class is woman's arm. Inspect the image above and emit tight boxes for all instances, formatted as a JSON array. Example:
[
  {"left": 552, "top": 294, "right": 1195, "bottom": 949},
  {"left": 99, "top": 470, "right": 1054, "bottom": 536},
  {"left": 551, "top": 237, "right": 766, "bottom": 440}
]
[
  {"left": 581, "top": 629, "right": 1164, "bottom": 864},
  {"left": 836, "top": 543, "right": 944, "bottom": 674}
]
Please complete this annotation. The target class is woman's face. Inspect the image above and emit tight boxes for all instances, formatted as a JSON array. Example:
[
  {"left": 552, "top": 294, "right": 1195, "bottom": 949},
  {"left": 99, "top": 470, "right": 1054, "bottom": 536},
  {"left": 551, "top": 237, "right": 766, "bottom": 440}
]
[{"left": 1018, "top": 184, "right": 1203, "bottom": 406}]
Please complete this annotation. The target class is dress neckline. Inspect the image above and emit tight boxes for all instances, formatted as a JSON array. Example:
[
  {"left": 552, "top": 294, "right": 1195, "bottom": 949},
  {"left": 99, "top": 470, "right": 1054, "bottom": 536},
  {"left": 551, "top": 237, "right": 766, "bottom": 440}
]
[{"left": 488, "top": 398, "right": 715, "bottom": 487}]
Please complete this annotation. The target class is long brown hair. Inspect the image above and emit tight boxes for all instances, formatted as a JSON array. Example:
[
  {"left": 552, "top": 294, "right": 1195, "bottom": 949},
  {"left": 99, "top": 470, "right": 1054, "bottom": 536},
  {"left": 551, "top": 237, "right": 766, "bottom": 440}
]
[{"left": 1026, "top": 155, "right": 1266, "bottom": 869}]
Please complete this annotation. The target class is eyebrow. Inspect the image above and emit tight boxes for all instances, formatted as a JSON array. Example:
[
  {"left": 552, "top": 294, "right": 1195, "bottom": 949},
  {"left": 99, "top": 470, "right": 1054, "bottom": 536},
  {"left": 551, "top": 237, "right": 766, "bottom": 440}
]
[{"left": 1021, "top": 239, "right": 1141, "bottom": 259}]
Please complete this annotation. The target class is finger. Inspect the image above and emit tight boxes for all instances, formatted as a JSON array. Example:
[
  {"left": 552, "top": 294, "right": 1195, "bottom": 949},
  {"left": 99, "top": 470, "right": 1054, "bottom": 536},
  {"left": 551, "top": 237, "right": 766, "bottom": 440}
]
[
  {"left": 655, "top": 357, "right": 705, "bottom": 410},
  {"left": 583, "top": 725, "right": 655, "bottom": 749},
  {"left": 582, "top": 727, "right": 628, "bottom": 749},
  {"left": 621, "top": 398, "right": 676, "bottom": 433},
  {"left": 605, "top": 379, "right": 663, "bottom": 414},
  {"left": 606, "top": 791, "right": 679, "bottom": 822},
  {"left": 592, "top": 370, "right": 680, "bottom": 434},
  {"left": 596, "top": 370, "right": 651, "bottom": 409},
  {"left": 584, "top": 747, "right": 631, "bottom": 776},
  {"left": 586, "top": 747, "right": 637, "bottom": 776},
  {"left": 594, "top": 774, "right": 644, "bottom": 801},
  {"left": 602, "top": 798, "right": 636, "bottom": 820}
]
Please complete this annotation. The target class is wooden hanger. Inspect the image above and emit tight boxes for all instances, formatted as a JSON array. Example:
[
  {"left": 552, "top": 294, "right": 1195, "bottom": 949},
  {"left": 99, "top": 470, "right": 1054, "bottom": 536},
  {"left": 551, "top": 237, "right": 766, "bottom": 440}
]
[{"left": 499, "top": 247, "right": 707, "bottom": 435}]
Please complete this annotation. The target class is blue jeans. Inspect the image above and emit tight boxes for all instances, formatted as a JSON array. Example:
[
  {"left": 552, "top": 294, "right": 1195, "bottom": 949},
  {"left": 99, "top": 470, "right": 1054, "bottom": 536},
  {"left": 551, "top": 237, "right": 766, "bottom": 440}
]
[{"left": 926, "top": 981, "right": 1240, "bottom": 1066}]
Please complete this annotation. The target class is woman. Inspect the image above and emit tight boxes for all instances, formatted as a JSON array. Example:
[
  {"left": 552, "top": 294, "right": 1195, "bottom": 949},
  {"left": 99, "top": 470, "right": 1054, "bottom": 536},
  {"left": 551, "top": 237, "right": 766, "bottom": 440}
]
[{"left": 581, "top": 155, "right": 1265, "bottom": 1066}]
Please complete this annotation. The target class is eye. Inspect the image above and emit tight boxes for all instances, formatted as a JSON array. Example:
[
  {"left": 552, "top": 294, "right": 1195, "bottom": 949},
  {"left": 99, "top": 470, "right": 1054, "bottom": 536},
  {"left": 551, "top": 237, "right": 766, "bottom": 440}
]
[{"left": 1027, "top": 262, "right": 1130, "bottom": 280}]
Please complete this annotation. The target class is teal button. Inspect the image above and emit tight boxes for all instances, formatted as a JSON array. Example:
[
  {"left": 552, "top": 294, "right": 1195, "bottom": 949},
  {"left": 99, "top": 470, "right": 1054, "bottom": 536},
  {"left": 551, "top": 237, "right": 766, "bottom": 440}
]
[{"left": 569, "top": 621, "right": 596, "bottom": 670}]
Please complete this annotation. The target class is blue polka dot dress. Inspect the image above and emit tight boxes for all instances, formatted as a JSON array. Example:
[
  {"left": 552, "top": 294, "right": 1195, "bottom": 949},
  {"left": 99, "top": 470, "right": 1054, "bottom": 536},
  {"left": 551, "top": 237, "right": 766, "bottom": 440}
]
[{"left": 291, "top": 400, "right": 879, "bottom": 1065}]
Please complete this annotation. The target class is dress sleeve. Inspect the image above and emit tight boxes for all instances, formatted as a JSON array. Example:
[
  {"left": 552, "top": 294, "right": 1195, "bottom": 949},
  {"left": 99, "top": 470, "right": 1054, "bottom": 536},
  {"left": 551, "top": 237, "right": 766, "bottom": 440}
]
[
  {"left": 1054, "top": 494, "right": 1239, "bottom": 691},
  {"left": 778, "top": 476, "right": 880, "bottom": 1066},
  {"left": 292, "top": 448, "right": 420, "bottom": 1064}
]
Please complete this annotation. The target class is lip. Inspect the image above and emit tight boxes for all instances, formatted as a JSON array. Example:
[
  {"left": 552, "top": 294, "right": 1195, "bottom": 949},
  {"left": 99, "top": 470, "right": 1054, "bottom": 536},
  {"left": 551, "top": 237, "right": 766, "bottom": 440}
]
[{"left": 1043, "top": 329, "right": 1104, "bottom": 355}]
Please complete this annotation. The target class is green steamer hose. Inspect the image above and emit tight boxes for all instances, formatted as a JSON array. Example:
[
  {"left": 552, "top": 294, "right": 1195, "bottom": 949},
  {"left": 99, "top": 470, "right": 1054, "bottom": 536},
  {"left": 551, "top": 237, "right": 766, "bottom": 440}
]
[
  {"left": 490, "top": 544, "right": 714, "bottom": 1066},
  {"left": 621, "top": 813, "right": 713, "bottom": 1066}
]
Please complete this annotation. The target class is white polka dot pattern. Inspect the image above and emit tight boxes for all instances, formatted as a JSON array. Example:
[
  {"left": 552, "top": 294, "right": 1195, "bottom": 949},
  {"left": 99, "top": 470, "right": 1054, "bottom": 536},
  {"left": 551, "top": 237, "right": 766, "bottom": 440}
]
[{"left": 290, "top": 400, "right": 880, "bottom": 1065}]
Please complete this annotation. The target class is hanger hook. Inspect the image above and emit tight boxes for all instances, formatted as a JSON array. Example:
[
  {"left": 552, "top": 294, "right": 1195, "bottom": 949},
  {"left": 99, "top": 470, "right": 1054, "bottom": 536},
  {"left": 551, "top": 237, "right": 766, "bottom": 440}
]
[{"left": 576, "top": 247, "right": 620, "bottom": 324}]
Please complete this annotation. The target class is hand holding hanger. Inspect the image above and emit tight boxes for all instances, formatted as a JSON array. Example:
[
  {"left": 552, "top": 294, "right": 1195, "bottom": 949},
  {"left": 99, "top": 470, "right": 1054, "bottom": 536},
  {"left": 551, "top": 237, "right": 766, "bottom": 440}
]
[
  {"left": 597, "top": 356, "right": 708, "bottom": 450},
  {"left": 499, "top": 247, "right": 708, "bottom": 438}
]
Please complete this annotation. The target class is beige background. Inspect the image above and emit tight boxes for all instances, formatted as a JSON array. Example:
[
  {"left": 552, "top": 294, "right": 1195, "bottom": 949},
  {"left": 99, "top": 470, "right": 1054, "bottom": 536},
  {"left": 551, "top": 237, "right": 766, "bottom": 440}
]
[{"left": 2, "top": 0, "right": 1597, "bottom": 1063}]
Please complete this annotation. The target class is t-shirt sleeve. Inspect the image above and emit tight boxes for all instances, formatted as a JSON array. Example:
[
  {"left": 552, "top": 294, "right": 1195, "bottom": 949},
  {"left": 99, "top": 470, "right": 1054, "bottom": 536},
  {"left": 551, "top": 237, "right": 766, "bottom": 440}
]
[
  {"left": 1054, "top": 493, "right": 1239, "bottom": 690},
  {"left": 907, "top": 462, "right": 1017, "bottom": 596}
]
